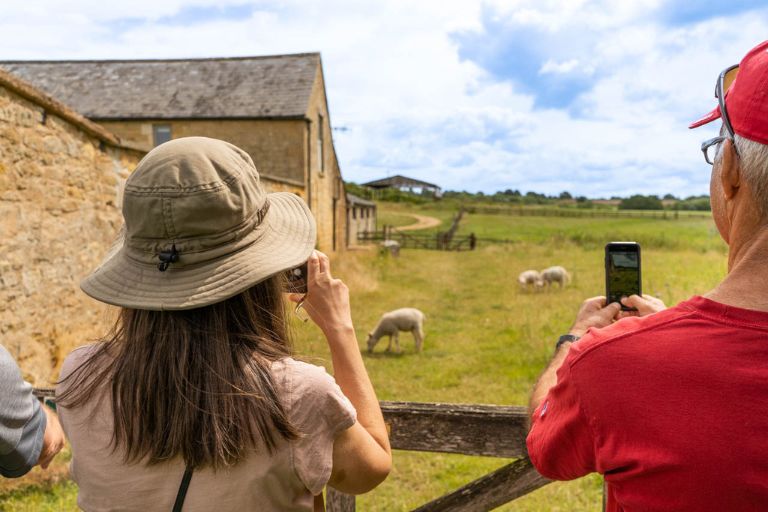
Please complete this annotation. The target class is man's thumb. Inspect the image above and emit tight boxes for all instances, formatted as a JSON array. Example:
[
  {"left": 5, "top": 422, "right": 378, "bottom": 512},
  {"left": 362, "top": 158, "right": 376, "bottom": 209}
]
[{"left": 605, "top": 301, "right": 622, "bottom": 316}]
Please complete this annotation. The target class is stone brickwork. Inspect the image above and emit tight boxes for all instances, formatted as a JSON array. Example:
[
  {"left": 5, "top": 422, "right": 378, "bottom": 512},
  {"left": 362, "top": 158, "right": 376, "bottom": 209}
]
[
  {"left": 99, "top": 119, "right": 307, "bottom": 187},
  {"left": 305, "top": 64, "right": 347, "bottom": 252},
  {"left": 0, "top": 72, "right": 143, "bottom": 384}
]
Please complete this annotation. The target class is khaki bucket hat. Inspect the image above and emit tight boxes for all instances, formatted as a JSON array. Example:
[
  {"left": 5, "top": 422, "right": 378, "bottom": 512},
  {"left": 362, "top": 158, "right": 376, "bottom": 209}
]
[{"left": 81, "top": 137, "right": 317, "bottom": 311}]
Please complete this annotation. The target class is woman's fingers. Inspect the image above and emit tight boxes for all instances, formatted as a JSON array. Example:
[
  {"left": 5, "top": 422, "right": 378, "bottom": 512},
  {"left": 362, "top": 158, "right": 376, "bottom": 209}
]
[
  {"left": 307, "top": 251, "right": 321, "bottom": 281},
  {"left": 316, "top": 250, "right": 331, "bottom": 277}
]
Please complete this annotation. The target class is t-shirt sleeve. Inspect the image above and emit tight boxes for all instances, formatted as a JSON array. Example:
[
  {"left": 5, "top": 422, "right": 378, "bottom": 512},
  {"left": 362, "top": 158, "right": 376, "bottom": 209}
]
[
  {"left": 288, "top": 361, "right": 357, "bottom": 495},
  {"left": 0, "top": 344, "right": 46, "bottom": 478},
  {"left": 526, "top": 353, "right": 597, "bottom": 481}
]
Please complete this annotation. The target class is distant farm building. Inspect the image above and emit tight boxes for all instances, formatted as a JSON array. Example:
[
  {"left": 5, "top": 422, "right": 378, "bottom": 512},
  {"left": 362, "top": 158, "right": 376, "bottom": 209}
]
[
  {"left": 346, "top": 193, "right": 377, "bottom": 246},
  {"left": 1, "top": 53, "right": 347, "bottom": 252},
  {"left": 363, "top": 175, "right": 442, "bottom": 197}
]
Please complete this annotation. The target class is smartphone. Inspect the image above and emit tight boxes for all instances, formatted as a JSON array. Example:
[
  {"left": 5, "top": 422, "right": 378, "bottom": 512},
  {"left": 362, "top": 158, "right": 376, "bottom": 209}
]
[
  {"left": 283, "top": 262, "right": 308, "bottom": 294},
  {"left": 605, "top": 242, "right": 641, "bottom": 311}
]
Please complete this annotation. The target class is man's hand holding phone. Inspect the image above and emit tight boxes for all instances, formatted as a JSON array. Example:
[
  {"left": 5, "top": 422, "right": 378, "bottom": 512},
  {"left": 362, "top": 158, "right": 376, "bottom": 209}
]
[
  {"left": 617, "top": 294, "right": 667, "bottom": 319},
  {"left": 569, "top": 296, "right": 622, "bottom": 338}
]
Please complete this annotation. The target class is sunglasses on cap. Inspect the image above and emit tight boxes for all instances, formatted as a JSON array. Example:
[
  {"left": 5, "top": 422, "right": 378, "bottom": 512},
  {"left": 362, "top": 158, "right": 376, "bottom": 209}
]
[{"left": 701, "top": 65, "right": 739, "bottom": 165}]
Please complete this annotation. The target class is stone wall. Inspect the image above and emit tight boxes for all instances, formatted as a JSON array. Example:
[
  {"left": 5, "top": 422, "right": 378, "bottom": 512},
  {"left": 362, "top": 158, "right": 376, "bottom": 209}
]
[
  {"left": 305, "top": 64, "right": 347, "bottom": 253},
  {"left": 0, "top": 71, "right": 143, "bottom": 384},
  {"left": 99, "top": 119, "right": 307, "bottom": 188}
]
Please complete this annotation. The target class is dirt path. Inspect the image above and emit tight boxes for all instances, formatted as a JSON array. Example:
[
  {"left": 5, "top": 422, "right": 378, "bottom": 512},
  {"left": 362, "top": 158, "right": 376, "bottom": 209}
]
[{"left": 394, "top": 213, "right": 442, "bottom": 231}]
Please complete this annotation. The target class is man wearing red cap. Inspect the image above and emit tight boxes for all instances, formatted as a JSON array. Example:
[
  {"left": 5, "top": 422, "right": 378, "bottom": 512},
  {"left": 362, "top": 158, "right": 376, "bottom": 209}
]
[{"left": 527, "top": 40, "right": 768, "bottom": 511}]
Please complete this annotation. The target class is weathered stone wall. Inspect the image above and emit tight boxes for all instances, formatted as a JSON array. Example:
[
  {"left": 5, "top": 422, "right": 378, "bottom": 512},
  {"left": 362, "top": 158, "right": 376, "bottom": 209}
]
[
  {"left": 99, "top": 119, "right": 307, "bottom": 187},
  {"left": 305, "top": 65, "right": 347, "bottom": 253},
  {"left": 0, "top": 78, "right": 143, "bottom": 384}
]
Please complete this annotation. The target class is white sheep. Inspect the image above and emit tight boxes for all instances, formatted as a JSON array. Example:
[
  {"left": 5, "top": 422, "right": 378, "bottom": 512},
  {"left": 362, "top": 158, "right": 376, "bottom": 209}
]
[
  {"left": 518, "top": 270, "right": 544, "bottom": 291},
  {"left": 367, "top": 308, "right": 426, "bottom": 353},
  {"left": 380, "top": 239, "right": 401, "bottom": 257},
  {"left": 541, "top": 266, "right": 570, "bottom": 288}
]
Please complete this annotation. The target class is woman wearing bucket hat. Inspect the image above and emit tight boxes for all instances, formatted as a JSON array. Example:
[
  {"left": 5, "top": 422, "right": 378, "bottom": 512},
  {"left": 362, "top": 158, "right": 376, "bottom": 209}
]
[{"left": 55, "top": 137, "right": 391, "bottom": 511}]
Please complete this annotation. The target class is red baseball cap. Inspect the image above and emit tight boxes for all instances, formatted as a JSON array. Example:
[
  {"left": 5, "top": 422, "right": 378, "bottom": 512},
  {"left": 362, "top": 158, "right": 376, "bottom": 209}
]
[{"left": 689, "top": 40, "right": 768, "bottom": 145}]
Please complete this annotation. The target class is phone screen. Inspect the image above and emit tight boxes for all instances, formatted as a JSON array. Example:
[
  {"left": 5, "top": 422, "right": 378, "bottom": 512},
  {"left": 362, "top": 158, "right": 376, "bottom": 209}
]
[{"left": 605, "top": 243, "right": 641, "bottom": 308}]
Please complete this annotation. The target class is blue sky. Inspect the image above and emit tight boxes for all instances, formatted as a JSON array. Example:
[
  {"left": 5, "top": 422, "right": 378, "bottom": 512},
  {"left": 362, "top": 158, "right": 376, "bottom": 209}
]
[{"left": 1, "top": 0, "right": 767, "bottom": 197}]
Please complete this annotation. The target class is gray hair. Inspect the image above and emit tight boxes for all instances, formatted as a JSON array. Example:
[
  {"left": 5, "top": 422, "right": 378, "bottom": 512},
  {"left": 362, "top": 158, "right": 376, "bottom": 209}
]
[{"left": 717, "top": 125, "right": 768, "bottom": 217}]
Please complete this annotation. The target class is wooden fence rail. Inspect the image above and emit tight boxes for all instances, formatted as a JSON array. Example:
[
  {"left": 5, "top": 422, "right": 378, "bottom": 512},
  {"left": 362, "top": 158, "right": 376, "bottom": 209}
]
[
  {"left": 464, "top": 206, "right": 711, "bottom": 220},
  {"left": 357, "top": 229, "right": 476, "bottom": 251},
  {"left": 326, "top": 401, "right": 551, "bottom": 512}
]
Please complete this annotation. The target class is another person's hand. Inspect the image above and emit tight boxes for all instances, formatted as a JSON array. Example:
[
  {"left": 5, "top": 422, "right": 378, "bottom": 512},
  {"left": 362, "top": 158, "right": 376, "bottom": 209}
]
[
  {"left": 617, "top": 294, "right": 667, "bottom": 319},
  {"left": 38, "top": 406, "right": 65, "bottom": 469},
  {"left": 288, "top": 251, "right": 353, "bottom": 336},
  {"left": 569, "top": 296, "right": 621, "bottom": 338}
]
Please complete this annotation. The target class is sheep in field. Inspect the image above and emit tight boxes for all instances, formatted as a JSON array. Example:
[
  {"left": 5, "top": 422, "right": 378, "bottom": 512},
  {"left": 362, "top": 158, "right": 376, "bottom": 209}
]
[
  {"left": 541, "top": 266, "right": 571, "bottom": 288},
  {"left": 518, "top": 270, "right": 544, "bottom": 291},
  {"left": 380, "top": 239, "right": 401, "bottom": 257},
  {"left": 367, "top": 308, "right": 426, "bottom": 353}
]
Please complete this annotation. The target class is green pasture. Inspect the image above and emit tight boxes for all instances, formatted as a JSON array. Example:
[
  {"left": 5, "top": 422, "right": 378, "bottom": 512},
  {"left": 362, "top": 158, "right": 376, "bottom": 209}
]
[{"left": 2, "top": 205, "right": 728, "bottom": 511}]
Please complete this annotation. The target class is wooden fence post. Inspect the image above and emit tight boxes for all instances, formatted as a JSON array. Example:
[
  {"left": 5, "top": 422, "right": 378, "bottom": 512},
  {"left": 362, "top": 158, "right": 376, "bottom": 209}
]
[{"left": 326, "top": 488, "right": 356, "bottom": 512}]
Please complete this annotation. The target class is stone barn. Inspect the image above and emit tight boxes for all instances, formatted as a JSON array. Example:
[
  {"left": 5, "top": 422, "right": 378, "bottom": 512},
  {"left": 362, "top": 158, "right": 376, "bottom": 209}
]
[
  {"left": 0, "top": 69, "right": 144, "bottom": 384},
  {"left": 1, "top": 53, "right": 347, "bottom": 252}
]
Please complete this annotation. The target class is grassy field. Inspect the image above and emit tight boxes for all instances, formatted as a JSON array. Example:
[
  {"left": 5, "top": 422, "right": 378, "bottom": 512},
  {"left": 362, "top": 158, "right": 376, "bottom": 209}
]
[{"left": 1, "top": 203, "right": 728, "bottom": 511}]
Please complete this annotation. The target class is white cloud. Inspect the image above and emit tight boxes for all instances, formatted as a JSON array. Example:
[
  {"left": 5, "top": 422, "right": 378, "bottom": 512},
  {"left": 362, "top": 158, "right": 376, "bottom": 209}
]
[
  {"left": 539, "top": 58, "right": 584, "bottom": 74},
  {"left": 0, "top": 0, "right": 766, "bottom": 196}
]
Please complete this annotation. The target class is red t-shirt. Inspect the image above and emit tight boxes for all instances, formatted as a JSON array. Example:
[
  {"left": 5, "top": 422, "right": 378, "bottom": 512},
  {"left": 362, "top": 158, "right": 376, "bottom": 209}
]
[{"left": 527, "top": 296, "right": 768, "bottom": 511}]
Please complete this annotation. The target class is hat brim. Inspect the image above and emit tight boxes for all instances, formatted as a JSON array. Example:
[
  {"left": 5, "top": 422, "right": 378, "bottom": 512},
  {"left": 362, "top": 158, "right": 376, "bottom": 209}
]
[
  {"left": 80, "top": 192, "right": 316, "bottom": 311},
  {"left": 689, "top": 106, "right": 722, "bottom": 129}
]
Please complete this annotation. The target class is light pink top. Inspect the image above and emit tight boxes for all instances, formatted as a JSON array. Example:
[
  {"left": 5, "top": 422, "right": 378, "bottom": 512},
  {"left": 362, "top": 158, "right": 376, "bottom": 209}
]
[{"left": 57, "top": 345, "right": 356, "bottom": 512}]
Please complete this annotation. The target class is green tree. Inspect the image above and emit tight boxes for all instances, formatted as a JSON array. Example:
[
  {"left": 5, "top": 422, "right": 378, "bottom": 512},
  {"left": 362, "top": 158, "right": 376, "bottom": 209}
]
[{"left": 618, "top": 195, "right": 664, "bottom": 210}]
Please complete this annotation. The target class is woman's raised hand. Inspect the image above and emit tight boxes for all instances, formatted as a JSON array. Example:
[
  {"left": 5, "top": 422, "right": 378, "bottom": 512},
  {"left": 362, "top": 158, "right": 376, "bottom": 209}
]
[{"left": 289, "top": 251, "right": 353, "bottom": 337}]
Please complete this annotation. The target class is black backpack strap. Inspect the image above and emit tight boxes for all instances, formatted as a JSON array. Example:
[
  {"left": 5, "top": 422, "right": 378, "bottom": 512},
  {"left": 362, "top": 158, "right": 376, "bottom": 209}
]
[{"left": 172, "top": 465, "right": 194, "bottom": 512}]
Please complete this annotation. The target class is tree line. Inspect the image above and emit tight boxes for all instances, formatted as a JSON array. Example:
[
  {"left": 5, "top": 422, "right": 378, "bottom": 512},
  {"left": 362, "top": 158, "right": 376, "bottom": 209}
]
[{"left": 345, "top": 183, "right": 711, "bottom": 211}]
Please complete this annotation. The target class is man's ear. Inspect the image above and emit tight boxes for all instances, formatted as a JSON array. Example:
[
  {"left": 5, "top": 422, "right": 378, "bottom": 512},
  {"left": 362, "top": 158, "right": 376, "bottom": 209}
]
[{"left": 720, "top": 138, "right": 741, "bottom": 200}]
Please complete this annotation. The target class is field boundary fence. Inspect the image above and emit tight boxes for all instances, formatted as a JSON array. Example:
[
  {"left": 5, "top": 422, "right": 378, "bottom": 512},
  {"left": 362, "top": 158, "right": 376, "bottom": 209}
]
[
  {"left": 361, "top": 208, "right": 481, "bottom": 252},
  {"left": 358, "top": 229, "right": 477, "bottom": 251},
  {"left": 326, "top": 401, "right": 552, "bottom": 511},
  {"left": 462, "top": 206, "right": 710, "bottom": 220}
]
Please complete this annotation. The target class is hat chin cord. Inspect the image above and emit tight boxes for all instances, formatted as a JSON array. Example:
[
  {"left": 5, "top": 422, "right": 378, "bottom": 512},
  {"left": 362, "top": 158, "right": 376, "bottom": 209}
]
[{"left": 157, "top": 244, "right": 180, "bottom": 272}]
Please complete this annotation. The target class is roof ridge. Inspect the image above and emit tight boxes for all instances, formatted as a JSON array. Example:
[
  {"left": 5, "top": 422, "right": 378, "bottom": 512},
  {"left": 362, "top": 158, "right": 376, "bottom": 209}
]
[{"left": 0, "top": 52, "right": 321, "bottom": 65}]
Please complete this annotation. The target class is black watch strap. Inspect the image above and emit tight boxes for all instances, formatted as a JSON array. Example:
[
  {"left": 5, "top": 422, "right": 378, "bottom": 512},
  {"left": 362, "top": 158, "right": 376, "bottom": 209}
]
[{"left": 556, "top": 334, "right": 580, "bottom": 350}]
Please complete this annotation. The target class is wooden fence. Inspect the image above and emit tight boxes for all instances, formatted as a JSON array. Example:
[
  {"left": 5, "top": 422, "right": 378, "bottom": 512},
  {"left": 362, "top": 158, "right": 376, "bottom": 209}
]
[
  {"left": 326, "top": 401, "right": 550, "bottom": 511},
  {"left": 358, "top": 229, "right": 476, "bottom": 251},
  {"left": 464, "top": 206, "right": 711, "bottom": 220}
]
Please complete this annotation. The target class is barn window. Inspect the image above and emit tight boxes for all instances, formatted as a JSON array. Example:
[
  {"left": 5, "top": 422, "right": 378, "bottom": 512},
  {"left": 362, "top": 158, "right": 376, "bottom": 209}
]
[
  {"left": 352, "top": 207, "right": 357, "bottom": 220},
  {"left": 153, "top": 125, "right": 172, "bottom": 146},
  {"left": 317, "top": 114, "right": 325, "bottom": 173}
]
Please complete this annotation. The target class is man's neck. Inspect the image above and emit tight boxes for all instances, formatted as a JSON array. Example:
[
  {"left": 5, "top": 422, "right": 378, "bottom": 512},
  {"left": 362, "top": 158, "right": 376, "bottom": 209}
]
[{"left": 706, "top": 227, "right": 768, "bottom": 311}]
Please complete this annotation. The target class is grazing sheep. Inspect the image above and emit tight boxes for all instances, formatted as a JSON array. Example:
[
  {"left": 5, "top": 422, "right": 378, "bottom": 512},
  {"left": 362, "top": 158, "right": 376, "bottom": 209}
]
[
  {"left": 541, "top": 266, "right": 571, "bottom": 288},
  {"left": 367, "top": 308, "right": 426, "bottom": 353},
  {"left": 380, "top": 239, "right": 401, "bottom": 257},
  {"left": 518, "top": 270, "right": 544, "bottom": 291}
]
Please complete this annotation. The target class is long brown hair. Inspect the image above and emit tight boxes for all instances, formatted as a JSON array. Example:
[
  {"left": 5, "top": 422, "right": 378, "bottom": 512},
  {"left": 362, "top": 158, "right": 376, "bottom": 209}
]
[{"left": 58, "top": 275, "right": 298, "bottom": 470}]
